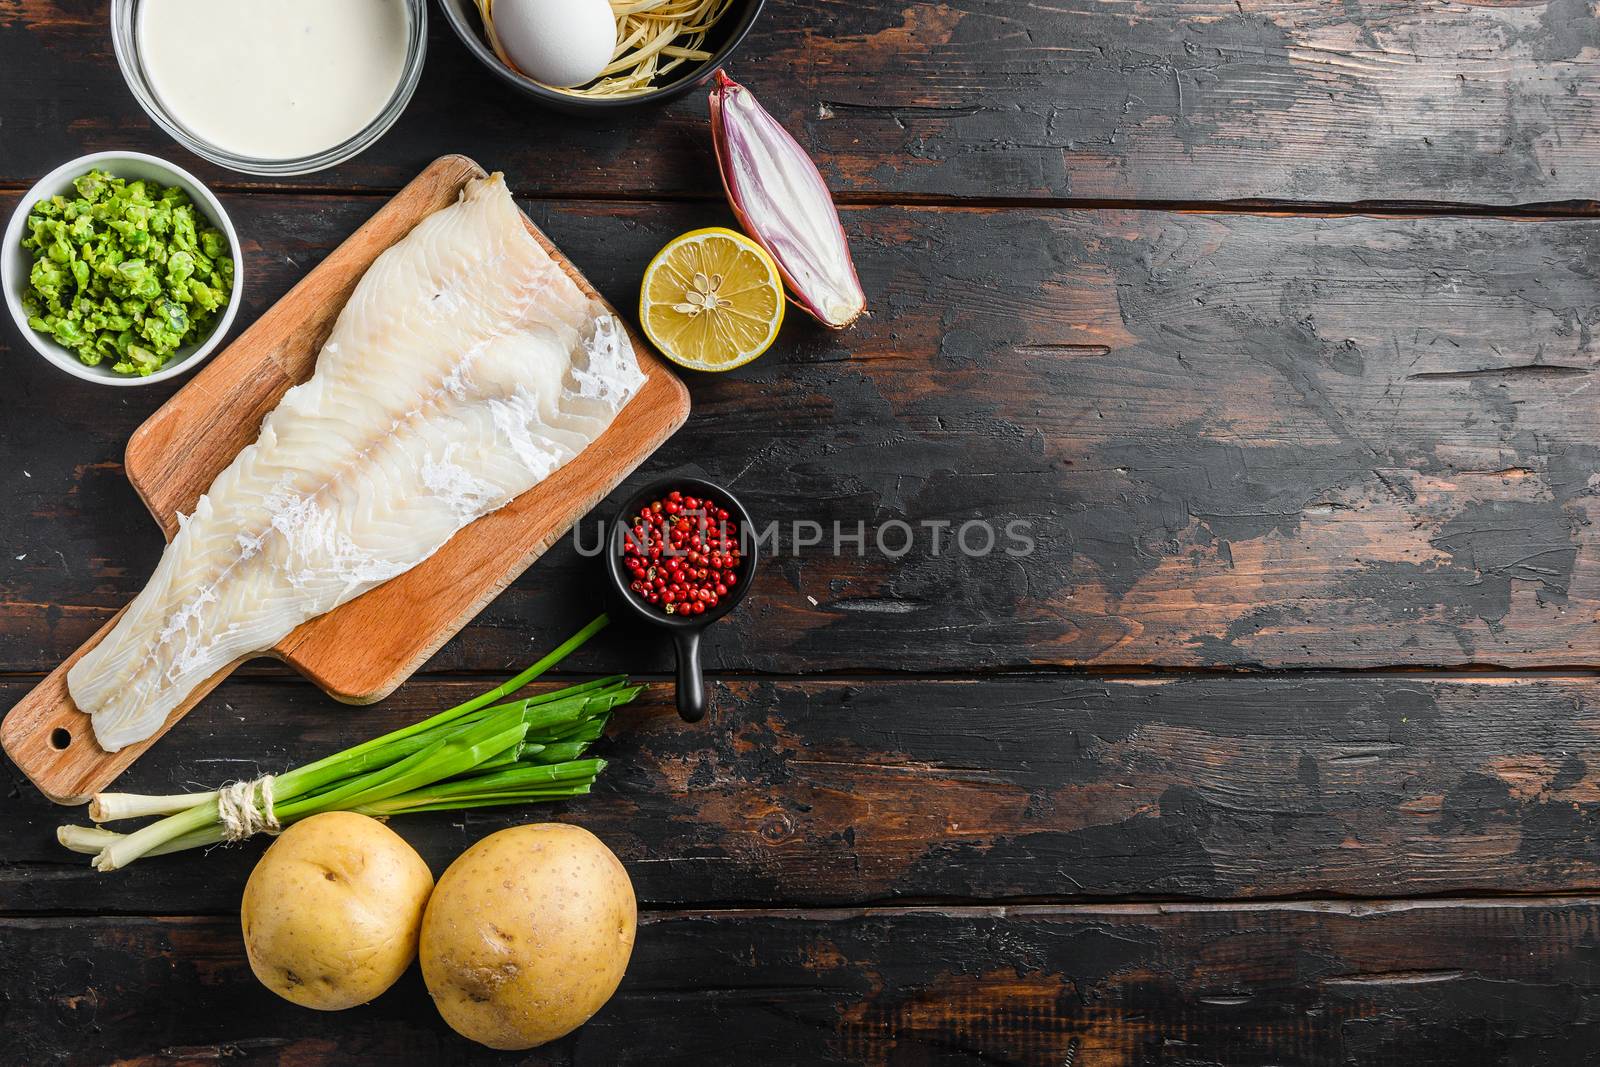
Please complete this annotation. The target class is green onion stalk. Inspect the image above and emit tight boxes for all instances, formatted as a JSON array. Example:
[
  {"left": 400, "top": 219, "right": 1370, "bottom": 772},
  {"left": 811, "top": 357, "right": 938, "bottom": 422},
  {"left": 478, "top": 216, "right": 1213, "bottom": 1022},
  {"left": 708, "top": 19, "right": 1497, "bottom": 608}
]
[{"left": 59, "top": 615, "right": 633, "bottom": 872}]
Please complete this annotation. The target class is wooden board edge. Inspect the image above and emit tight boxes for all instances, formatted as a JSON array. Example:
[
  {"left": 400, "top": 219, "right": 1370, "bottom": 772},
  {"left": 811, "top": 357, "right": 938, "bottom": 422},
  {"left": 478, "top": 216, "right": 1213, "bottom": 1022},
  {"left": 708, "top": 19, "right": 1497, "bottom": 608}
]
[
  {"left": 123, "top": 154, "right": 486, "bottom": 523},
  {"left": 288, "top": 375, "right": 692, "bottom": 702},
  {"left": 0, "top": 607, "right": 256, "bottom": 805},
  {"left": 0, "top": 671, "right": 92, "bottom": 805},
  {"left": 285, "top": 179, "right": 694, "bottom": 698}
]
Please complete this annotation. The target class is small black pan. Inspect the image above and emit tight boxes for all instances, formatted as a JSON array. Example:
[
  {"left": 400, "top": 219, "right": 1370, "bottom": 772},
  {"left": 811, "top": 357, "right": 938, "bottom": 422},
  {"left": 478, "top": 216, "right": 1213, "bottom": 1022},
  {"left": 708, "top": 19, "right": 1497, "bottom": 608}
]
[{"left": 603, "top": 476, "right": 758, "bottom": 723}]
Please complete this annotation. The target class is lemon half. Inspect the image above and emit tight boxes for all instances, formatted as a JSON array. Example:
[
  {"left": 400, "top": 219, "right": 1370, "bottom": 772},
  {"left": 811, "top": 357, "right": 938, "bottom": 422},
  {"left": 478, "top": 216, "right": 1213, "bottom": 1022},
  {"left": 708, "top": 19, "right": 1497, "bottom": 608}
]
[{"left": 640, "top": 227, "right": 785, "bottom": 372}]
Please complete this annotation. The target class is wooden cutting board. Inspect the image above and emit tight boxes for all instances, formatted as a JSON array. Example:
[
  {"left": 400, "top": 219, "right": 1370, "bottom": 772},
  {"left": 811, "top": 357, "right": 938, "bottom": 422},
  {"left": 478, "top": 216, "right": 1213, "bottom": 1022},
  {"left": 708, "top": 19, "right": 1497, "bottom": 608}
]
[{"left": 1, "top": 154, "right": 689, "bottom": 804}]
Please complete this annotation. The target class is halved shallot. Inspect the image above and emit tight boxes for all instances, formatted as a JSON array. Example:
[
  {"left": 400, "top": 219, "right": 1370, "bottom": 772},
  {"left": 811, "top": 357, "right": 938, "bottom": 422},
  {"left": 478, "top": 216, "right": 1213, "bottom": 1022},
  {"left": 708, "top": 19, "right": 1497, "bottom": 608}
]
[{"left": 709, "top": 71, "right": 867, "bottom": 329}]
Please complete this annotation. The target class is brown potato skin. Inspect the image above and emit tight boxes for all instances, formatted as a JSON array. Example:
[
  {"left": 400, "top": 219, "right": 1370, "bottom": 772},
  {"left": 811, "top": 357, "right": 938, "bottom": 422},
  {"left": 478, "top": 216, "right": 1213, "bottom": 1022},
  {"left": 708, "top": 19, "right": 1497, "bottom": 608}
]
[
  {"left": 241, "top": 811, "right": 434, "bottom": 1011},
  {"left": 420, "top": 823, "right": 637, "bottom": 1049}
]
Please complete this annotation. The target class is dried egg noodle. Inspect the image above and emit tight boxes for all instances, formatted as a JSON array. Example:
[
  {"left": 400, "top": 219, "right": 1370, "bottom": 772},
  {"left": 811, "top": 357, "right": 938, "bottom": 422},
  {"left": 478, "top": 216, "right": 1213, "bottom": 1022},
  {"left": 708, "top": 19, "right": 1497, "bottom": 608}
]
[{"left": 476, "top": 0, "right": 736, "bottom": 98}]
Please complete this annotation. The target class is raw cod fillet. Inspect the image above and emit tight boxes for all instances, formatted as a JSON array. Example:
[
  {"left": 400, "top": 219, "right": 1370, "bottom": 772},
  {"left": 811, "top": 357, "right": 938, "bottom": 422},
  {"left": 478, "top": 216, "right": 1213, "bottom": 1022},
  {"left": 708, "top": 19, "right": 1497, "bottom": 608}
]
[{"left": 69, "top": 174, "right": 645, "bottom": 752}]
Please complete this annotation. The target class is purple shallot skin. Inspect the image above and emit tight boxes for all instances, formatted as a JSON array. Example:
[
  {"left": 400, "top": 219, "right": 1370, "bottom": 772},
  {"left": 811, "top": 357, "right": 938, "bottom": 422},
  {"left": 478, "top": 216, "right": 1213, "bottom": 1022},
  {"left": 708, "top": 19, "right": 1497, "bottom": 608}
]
[{"left": 709, "top": 71, "right": 866, "bottom": 329}]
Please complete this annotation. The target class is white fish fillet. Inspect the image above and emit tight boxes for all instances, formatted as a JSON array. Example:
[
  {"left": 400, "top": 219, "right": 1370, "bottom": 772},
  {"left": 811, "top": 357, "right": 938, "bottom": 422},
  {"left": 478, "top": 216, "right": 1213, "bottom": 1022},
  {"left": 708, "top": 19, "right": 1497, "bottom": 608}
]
[{"left": 69, "top": 174, "right": 644, "bottom": 752}]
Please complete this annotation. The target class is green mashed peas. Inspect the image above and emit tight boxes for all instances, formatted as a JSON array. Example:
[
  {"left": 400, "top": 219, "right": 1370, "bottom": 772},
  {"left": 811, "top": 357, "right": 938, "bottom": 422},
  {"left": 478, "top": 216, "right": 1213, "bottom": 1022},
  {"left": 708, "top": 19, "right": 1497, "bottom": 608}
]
[{"left": 19, "top": 169, "right": 234, "bottom": 376}]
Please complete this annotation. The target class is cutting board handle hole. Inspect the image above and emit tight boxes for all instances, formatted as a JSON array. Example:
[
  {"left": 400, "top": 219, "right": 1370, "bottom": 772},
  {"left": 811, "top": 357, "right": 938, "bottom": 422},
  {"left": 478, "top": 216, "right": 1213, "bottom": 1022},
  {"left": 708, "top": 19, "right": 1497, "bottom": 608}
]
[{"left": 49, "top": 727, "right": 71, "bottom": 751}]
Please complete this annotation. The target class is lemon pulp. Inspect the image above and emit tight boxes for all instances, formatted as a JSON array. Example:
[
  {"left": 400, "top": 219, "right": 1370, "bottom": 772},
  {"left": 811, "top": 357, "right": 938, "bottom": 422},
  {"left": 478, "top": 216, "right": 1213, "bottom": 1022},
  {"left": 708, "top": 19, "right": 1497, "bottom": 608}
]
[{"left": 640, "top": 227, "right": 785, "bottom": 372}]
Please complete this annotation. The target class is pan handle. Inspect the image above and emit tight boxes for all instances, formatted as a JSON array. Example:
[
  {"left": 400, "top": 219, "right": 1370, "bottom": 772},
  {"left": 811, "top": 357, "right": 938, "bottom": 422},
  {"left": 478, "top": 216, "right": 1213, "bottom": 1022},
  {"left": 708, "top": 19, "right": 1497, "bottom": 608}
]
[{"left": 671, "top": 628, "right": 707, "bottom": 723}]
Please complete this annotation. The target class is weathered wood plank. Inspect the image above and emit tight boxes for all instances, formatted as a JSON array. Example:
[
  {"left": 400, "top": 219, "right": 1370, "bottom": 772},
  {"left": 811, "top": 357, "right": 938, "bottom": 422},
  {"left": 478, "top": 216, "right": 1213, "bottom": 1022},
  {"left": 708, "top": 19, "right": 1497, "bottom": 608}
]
[
  {"left": 6, "top": 899, "right": 1600, "bottom": 1065},
  {"left": 7, "top": 674, "right": 1600, "bottom": 913},
  {"left": 3, "top": 2, "right": 1600, "bottom": 205},
  {"left": 4, "top": 194, "right": 1600, "bottom": 673}
]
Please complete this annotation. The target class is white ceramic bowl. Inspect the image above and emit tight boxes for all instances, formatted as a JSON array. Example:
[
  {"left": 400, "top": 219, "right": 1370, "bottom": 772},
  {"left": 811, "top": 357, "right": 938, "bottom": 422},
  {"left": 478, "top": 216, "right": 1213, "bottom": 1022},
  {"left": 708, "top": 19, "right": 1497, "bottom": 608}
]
[
  {"left": 111, "top": 0, "right": 428, "bottom": 177},
  {"left": 2, "top": 150, "right": 244, "bottom": 387}
]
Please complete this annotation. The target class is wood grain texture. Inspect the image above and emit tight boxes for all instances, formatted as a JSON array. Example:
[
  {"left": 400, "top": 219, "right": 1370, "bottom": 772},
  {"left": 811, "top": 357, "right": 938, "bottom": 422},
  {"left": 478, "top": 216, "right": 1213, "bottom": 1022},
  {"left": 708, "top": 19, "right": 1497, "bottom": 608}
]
[
  {"left": 4, "top": 2, "right": 1600, "bottom": 206},
  {"left": 9, "top": 674, "right": 1600, "bottom": 914},
  {"left": 0, "top": 161, "right": 688, "bottom": 804},
  {"left": 6, "top": 899, "right": 1600, "bottom": 1066},
  {"left": 6, "top": 194, "right": 1600, "bottom": 674}
]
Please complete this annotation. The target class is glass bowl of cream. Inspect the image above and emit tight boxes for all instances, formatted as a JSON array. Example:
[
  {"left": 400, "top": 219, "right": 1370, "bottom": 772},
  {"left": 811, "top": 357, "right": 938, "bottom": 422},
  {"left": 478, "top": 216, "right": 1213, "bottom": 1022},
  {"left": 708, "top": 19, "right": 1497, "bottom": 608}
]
[{"left": 111, "top": 0, "right": 427, "bottom": 177}]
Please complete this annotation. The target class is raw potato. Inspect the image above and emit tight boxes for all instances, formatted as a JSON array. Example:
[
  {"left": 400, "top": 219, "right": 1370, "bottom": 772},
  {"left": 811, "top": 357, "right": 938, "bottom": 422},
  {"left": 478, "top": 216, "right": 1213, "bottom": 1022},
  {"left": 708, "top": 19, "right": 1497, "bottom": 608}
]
[
  {"left": 420, "top": 823, "right": 636, "bottom": 1049},
  {"left": 241, "top": 811, "right": 434, "bottom": 1011}
]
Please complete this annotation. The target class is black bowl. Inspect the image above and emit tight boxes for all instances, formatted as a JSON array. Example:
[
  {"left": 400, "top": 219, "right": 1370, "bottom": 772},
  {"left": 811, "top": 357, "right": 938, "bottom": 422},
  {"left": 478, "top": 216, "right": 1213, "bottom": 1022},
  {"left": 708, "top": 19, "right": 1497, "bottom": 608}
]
[
  {"left": 436, "top": 0, "right": 766, "bottom": 113},
  {"left": 604, "top": 476, "right": 758, "bottom": 722}
]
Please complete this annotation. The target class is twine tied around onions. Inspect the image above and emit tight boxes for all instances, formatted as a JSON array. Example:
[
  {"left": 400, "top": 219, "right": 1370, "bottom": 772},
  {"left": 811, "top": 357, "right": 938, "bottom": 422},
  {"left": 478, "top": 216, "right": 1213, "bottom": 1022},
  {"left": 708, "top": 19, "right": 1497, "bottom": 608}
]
[{"left": 216, "top": 774, "right": 280, "bottom": 841}]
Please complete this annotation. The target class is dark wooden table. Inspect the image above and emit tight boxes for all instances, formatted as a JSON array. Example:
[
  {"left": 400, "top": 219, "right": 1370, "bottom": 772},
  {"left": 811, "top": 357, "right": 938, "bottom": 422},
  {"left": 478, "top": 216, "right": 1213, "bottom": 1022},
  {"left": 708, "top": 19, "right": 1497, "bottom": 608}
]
[{"left": 5, "top": 2, "right": 1600, "bottom": 1064}]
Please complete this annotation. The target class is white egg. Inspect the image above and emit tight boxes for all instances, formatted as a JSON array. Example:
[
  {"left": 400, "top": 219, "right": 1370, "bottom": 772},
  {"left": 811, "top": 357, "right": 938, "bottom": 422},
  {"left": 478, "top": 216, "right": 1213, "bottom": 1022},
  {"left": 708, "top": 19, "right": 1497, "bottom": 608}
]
[{"left": 492, "top": 0, "right": 617, "bottom": 89}]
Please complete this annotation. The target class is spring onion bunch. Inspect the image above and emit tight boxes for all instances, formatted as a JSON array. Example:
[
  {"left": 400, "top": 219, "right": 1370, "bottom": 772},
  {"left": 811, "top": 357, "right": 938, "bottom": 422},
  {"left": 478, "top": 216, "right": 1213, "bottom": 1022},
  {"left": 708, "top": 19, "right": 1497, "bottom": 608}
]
[{"left": 59, "top": 615, "right": 633, "bottom": 872}]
